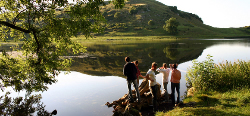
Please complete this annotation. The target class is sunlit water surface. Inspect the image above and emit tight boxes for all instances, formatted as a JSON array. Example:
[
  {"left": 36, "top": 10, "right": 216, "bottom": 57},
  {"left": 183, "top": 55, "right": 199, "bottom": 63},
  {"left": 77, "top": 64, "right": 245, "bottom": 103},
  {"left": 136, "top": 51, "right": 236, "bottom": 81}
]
[{"left": 1, "top": 39, "right": 250, "bottom": 116}]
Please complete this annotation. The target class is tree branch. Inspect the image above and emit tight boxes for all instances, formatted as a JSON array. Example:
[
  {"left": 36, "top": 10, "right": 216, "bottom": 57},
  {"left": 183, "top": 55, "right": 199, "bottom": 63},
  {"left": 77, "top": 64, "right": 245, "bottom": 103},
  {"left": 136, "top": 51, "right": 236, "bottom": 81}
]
[
  {"left": 13, "top": 9, "right": 27, "bottom": 25},
  {"left": 0, "top": 21, "right": 31, "bottom": 33},
  {"left": 33, "top": 30, "right": 41, "bottom": 65}
]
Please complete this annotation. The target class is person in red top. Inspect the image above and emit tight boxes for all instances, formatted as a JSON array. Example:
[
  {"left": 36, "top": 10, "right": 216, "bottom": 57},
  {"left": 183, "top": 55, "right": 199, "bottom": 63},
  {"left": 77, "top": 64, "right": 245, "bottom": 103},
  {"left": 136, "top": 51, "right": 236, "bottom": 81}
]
[
  {"left": 123, "top": 57, "right": 141, "bottom": 103},
  {"left": 133, "top": 60, "right": 144, "bottom": 85},
  {"left": 170, "top": 63, "right": 181, "bottom": 105}
]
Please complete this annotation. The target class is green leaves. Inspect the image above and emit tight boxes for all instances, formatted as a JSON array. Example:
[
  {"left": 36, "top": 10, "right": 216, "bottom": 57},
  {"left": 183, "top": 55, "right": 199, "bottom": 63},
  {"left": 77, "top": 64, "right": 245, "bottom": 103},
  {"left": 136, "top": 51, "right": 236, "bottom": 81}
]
[
  {"left": 0, "top": 92, "right": 51, "bottom": 115},
  {"left": 111, "top": 0, "right": 125, "bottom": 9},
  {"left": 186, "top": 55, "right": 250, "bottom": 92},
  {"left": 163, "top": 17, "right": 179, "bottom": 35},
  {"left": 0, "top": 0, "right": 125, "bottom": 93}
]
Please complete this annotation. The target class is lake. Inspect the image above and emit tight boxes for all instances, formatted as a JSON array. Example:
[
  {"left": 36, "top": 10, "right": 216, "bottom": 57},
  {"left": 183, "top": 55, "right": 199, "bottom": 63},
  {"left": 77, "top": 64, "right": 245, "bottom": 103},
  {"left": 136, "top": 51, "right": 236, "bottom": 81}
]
[{"left": 1, "top": 38, "right": 250, "bottom": 116}]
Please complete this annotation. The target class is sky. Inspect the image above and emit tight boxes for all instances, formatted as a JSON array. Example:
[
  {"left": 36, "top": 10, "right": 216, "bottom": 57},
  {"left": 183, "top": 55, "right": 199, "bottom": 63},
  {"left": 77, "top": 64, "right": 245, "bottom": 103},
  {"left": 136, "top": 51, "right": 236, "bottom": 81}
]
[{"left": 157, "top": 0, "right": 250, "bottom": 28}]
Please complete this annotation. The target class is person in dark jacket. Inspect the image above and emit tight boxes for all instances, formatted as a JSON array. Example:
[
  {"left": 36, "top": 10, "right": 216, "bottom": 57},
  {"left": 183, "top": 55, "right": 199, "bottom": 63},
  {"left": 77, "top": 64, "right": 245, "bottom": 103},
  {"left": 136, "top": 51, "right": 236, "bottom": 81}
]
[{"left": 123, "top": 56, "right": 141, "bottom": 103}]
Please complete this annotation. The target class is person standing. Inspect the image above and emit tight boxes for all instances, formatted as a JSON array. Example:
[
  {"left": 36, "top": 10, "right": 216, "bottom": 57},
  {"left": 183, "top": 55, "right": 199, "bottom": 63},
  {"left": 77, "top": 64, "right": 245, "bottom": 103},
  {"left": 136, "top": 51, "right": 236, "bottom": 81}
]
[
  {"left": 133, "top": 60, "right": 144, "bottom": 85},
  {"left": 143, "top": 62, "right": 158, "bottom": 112},
  {"left": 123, "top": 56, "right": 141, "bottom": 103},
  {"left": 170, "top": 64, "right": 181, "bottom": 105},
  {"left": 156, "top": 63, "right": 170, "bottom": 102}
]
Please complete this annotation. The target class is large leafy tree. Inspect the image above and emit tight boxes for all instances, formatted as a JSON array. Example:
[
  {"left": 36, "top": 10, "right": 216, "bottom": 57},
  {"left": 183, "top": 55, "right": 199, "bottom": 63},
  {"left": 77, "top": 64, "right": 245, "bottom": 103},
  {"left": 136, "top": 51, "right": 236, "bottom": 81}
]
[
  {"left": 0, "top": 0, "right": 125, "bottom": 92},
  {"left": 163, "top": 17, "right": 179, "bottom": 35},
  {"left": 0, "top": 0, "right": 125, "bottom": 115}
]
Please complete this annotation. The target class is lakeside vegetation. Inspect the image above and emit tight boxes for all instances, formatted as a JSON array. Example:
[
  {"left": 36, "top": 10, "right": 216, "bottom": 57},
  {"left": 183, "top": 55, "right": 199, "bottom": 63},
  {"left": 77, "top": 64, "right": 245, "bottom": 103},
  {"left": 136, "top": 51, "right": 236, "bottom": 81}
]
[
  {"left": 91, "top": 0, "right": 250, "bottom": 38},
  {"left": 156, "top": 55, "right": 250, "bottom": 116},
  {"left": 1, "top": 0, "right": 250, "bottom": 115}
]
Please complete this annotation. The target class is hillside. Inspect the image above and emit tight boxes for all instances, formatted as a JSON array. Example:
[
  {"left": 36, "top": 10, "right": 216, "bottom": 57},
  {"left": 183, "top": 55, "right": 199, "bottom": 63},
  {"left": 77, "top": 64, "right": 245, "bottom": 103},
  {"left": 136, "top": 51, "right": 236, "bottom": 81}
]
[{"left": 96, "top": 0, "right": 250, "bottom": 38}]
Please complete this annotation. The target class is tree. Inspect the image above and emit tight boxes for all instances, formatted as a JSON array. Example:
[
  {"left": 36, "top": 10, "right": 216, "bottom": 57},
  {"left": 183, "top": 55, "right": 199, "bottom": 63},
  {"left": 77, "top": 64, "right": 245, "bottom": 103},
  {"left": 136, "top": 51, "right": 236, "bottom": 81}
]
[
  {"left": 0, "top": 0, "right": 125, "bottom": 114},
  {"left": 0, "top": 0, "right": 124, "bottom": 92},
  {"left": 163, "top": 17, "right": 179, "bottom": 35}
]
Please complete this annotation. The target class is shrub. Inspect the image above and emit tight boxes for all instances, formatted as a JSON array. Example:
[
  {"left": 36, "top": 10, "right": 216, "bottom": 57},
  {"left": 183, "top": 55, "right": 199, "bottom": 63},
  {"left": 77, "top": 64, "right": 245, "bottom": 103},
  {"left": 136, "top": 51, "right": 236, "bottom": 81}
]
[
  {"left": 148, "top": 20, "right": 155, "bottom": 26},
  {"left": 134, "top": 27, "right": 143, "bottom": 30},
  {"left": 186, "top": 55, "right": 250, "bottom": 92},
  {"left": 188, "top": 13, "right": 203, "bottom": 23},
  {"left": 129, "top": 6, "right": 138, "bottom": 15},
  {"left": 244, "top": 26, "right": 250, "bottom": 29},
  {"left": 186, "top": 55, "right": 216, "bottom": 91},
  {"left": 114, "top": 12, "right": 122, "bottom": 19},
  {"left": 169, "top": 6, "right": 178, "bottom": 13}
]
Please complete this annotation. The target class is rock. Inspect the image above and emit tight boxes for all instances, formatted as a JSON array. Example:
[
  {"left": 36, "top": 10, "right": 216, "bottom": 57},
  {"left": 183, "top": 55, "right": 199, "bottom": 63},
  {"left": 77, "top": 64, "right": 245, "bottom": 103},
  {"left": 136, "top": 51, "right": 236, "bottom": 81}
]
[
  {"left": 106, "top": 78, "right": 169, "bottom": 116},
  {"left": 105, "top": 102, "right": 113, "bottom": 107},
  {"left": 124, "top": 104, "right": 140, "bottom": 116},
  {"left": 114, "top": 105, "right": 125, "bottom": 113}
]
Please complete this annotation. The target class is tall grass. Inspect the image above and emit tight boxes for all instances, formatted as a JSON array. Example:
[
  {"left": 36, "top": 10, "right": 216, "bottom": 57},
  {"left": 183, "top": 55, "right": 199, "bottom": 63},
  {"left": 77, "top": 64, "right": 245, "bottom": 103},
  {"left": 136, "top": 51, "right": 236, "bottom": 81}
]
[{"left": 186, "top": 55, "right": 250, "bottom": 92}]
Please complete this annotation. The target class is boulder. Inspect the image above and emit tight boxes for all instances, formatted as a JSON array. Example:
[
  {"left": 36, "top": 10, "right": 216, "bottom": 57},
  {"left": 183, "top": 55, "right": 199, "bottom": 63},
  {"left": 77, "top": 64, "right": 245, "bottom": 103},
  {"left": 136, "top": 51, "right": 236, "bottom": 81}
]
[{"left": 106, "top": 78, "right": 168, "bottom": 115}]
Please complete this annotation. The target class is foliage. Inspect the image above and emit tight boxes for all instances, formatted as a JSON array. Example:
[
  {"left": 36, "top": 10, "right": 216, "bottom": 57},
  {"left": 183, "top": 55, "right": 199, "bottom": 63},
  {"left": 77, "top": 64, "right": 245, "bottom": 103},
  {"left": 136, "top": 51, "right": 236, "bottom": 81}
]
[
  {"left": 244, "top": 26, "right": 250, "bottom": 29},
  {"left": 129, "top": 6, "right": 138, "bottom": 15},
  {"left": 186, "top": 55, "right": 250, "bottom": 92},
  {"left": 157, "top": 88, "right": 250, "bottom": 116},
  {"left": 163, "top": 17, "right": 179, "bottom": 35},
  {"left": 189, "top": 13, "right": 203, "bottom": 23},
  {"left": 0, "top": 0, "right": 125, "bottom": 92},
  {"left": 96, "top": 0, "right": 250, "bottom": 37},
  {"left": 148, "top": 20, "right": 155, "bottom": 26},
  {"left": 114, "top": 12, "right": 122, "bottom": 20},
  {"left": 0, "top": 0, "right": 125, "bottom": 114},
  {"left": 0, "top": 92, "right": 54, "bottom": 116},
  {"left": 186, "top": 55, "right": 216, "bottom": 91},
  {"left": 114, "top": 23, "right": 127, "bottom": 29},
  {"left": 168, "top": 6, "right": 178, "bottom": 13}
]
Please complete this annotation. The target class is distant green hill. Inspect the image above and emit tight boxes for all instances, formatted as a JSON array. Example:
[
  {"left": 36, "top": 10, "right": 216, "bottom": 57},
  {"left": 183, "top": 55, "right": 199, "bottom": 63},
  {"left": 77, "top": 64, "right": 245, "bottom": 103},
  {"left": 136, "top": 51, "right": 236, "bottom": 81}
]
[{"left": 96, "top": 0, "right": 250, "bottom": 38}]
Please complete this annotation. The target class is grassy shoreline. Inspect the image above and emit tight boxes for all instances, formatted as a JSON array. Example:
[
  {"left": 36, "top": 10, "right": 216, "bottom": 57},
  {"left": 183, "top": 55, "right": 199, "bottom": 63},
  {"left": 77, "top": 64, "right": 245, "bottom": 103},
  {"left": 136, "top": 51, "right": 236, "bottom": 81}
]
[
  {"left": 1, "top": 35, "right": 249, "bottom": 44},
  {"left": 156, "top": 56, "right": 250, "bottom": 116},
  {"left": 156, "top": 88, "right": 250, "bottom": 116},
  {"left": 72, "top": 35, "right": 250, "bottom": 42}
]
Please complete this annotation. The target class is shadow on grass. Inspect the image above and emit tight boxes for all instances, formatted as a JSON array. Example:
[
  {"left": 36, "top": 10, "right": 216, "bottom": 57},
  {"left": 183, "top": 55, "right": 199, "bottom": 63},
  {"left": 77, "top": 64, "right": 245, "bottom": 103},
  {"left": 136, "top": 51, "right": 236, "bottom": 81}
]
[
  {"left": 187, "top": 108, "right": 248, "bottom": 116},
  {"left": 196, "top": 95, "right": 237, "bottom": 107},
  {"left": 174, "top": 95, "right": 245, "bottom": 116}
]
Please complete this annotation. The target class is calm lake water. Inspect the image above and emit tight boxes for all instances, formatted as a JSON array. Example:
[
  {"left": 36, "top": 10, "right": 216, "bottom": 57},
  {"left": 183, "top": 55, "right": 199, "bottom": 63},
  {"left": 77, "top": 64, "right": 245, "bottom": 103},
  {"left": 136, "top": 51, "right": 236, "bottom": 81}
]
[{"left": 1, "top": 38, "right": 250, "bottom": 116}]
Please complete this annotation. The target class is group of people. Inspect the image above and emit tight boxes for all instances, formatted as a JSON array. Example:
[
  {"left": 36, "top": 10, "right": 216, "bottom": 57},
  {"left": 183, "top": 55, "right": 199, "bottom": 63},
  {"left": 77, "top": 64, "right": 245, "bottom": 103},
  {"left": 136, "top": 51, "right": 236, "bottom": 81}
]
[{"left": 123, "top": 56, "right": 181, "bottom": 111}]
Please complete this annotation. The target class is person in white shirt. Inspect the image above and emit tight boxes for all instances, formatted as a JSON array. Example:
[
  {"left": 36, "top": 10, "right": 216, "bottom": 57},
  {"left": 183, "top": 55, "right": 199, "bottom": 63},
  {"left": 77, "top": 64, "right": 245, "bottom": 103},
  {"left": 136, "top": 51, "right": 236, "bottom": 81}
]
[
  {"left": 143, "top": 62, "right": 158, "bottom": 112},
  {"left": 156, "top": 63, "right": 170, "bottom": 102}
]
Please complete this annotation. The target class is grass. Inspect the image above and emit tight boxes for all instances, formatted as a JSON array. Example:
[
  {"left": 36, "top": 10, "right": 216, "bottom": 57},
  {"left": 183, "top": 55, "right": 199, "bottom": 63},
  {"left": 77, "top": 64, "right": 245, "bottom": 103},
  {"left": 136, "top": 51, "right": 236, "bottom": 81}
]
[
  {"left": 156, "top": 89, "right": 250, "bottom": 116},
  {"left": 70, "top": 35, "right": 181, "bottom": 43},
  {"left": 156, "top": 56, "right": 250, "bottom": 116},
  {"left": 97, "top": 0, "right": 250, "bottom": 38}
]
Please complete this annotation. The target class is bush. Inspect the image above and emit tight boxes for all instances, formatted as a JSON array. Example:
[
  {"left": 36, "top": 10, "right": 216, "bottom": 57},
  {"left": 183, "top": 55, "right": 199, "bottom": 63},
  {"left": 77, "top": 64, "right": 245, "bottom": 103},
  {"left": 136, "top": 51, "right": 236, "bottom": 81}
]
[
  {"left": 148, "top": 20, "right": 155, "bottom": 26},
  {"left": 134, "top": 27, "right": 143, "bottom": 30},
  {"left": 188, "top": 13, "right": 203, "bottom": 23},
  {"left": 186, "top": 55, "right": 250, "bottom": 92},
  {"left": 169, "top": 6, "right": 178, "bottom": 13},
  {"left": 114, "top": 12, "right": 122, "bottom": 19},
  {"left": 244, "top": 26, "right": 250, "bottom": 29},
  {"left": 129, "top": 6, "right": 138, "bottom": 15}
]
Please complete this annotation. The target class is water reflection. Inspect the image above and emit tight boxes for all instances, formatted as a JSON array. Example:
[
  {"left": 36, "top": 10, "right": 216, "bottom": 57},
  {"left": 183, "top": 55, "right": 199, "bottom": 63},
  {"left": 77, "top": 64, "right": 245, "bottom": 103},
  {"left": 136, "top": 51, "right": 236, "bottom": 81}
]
[
  {"left": 70, "top": 39, "right": 208, "bottom": 76},
  {"left": 1, "top": 39, "right": 250, "bottom": 116}
]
